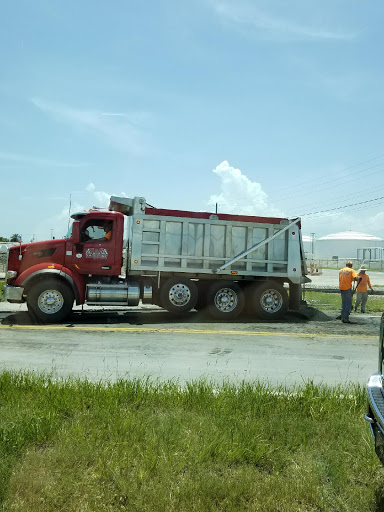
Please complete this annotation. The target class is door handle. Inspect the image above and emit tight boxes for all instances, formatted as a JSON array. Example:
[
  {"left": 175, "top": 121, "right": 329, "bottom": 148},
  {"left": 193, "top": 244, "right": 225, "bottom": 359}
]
[{"left": 101, "top": 266, "right": 112, "bottom": 270}]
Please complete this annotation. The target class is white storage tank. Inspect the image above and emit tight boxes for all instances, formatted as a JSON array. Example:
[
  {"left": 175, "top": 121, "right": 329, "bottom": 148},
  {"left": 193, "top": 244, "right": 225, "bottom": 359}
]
[{"left": 315, "top": 231, "right": 383, "bottom": 259}]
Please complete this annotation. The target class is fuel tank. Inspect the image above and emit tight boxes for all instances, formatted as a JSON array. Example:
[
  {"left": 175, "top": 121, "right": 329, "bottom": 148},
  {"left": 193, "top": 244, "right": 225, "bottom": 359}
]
[{"left": 86, "top": 282, "right": 140, "bottom": 306}]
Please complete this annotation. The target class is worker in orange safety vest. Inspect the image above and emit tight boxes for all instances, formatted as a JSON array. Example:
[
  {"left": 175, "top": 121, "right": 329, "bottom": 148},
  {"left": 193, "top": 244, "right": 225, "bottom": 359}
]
[
  {"left": 339, "top": 261, "right": 358, "bottom": 323},
  {"left": 354, "top": 265, "right": 374, "bottom": 313}
]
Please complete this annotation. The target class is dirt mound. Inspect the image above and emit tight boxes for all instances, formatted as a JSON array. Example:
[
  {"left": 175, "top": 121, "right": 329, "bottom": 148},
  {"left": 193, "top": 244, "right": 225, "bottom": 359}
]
[{"left": 296, "top": 306, "right": 334, "bottom": 322}]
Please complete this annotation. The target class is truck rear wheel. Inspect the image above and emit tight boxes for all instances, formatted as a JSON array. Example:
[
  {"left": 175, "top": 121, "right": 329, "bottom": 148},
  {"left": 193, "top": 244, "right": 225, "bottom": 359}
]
[
  {"left": 206, "top": 281, "right": 244, "bottom": 320},
  {"left": 251, "top": 281, "right": 288, "bottom": 320},
  {"left": 160, "top": 278, "right": 198, "bottom": 314},
  {"left": 27, "top": 279, "right": 74, "bottom": 323}
]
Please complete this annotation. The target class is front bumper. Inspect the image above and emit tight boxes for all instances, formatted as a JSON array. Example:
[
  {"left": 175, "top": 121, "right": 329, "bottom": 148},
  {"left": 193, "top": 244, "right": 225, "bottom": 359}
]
[
  {"left": 3, "top": 285, "right": 24, "bottom": 303},
  {"left": 366, "top": 372, "right": 384, "bottom": 464}
]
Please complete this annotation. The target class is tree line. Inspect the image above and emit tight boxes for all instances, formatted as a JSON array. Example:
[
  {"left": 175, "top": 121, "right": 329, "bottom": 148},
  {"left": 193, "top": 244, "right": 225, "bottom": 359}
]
[{"left": 0, "top": 235, "right": 21, "bottom": 242}]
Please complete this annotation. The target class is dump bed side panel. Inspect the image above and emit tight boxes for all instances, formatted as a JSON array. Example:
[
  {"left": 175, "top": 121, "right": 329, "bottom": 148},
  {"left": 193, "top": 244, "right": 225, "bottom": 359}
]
[{"left": 128, "top": 213, "right": 302, "bottom": 280}]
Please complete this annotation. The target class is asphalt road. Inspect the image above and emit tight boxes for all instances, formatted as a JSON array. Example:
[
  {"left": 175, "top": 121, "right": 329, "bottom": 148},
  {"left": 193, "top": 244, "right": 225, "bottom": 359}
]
[{"left": 0, "top": 303, "right": 380, "bottom": 386}]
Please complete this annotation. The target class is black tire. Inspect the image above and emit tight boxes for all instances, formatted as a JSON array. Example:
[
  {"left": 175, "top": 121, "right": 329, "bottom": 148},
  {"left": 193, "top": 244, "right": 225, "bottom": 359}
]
[
  {"left": 27, "top": 279, "right": 74, "bottom": 323},
  {"left": 251, "top": 281, "right": 288, "bottom": 320},
  {"left": 160, "top": 277, "right": 198, "bottom": 314},
  {"left": 206, "top": 281, "right": 245, "bottom": 320}
]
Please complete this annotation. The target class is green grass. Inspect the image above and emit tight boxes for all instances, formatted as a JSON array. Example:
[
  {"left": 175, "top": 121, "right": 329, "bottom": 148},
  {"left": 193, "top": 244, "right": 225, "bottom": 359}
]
[
  {"left": 304, "top": 290, "right": 384, "bottom": 312},
  {"left": 0, "top": 372, "right": 383, "bottom": 511}
]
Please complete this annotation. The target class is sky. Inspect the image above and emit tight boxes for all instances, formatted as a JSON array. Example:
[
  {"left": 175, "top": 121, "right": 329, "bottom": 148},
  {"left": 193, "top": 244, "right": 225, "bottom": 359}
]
[{"left": 1, "top": 0, "right": 384, "bottom": 242}]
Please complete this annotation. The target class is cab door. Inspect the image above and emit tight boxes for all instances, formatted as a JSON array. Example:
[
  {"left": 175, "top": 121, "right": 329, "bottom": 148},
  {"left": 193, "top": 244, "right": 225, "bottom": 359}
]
[{"left": 71, "top": 217, "right": 120, "bottom": 276}]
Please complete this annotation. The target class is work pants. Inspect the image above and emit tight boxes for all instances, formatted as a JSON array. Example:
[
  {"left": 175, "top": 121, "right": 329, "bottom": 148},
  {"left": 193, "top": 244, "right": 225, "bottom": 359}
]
[
  {"left": 355, "top": 291, "right": 368, "bottom": 313},
  {"left": 340, "top": 289, "right": 352, "bottom": 321}
]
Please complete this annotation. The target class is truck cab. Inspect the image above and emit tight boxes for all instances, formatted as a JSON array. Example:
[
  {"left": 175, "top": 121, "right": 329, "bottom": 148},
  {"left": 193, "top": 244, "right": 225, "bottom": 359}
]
[
  {"left": 4, "top": 209, "right": 126, "bottom": 321},
  {"left": 66, "top": 210, "right": 124, "bottom": 277}
]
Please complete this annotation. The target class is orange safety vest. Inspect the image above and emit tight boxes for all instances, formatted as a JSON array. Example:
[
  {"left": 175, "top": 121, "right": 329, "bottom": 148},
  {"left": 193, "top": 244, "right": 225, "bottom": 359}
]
[
  {"left": 339, "top": 267, "right": 357, "bottom": 290},
  {"left": 356, "top": 273, "right": 372, "bottom": 293}
]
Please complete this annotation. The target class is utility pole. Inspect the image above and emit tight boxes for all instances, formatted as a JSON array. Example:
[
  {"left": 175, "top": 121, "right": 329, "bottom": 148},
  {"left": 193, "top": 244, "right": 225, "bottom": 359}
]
[
  {"left": 67, "top": 193, "right": 72, "bottom": 233},
  {"left": 50, "top": 229, "right": 54, "bottom": 240},
  {"left": 310, "top": 233, "right": 315, "bottom": 258}
]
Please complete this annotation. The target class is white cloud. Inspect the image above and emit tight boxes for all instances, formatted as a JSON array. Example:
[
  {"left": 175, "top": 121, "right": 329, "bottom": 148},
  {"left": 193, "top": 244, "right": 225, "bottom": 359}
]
[
  {"left": 300, "top": 209, "right": 384, "bottom": 240},
  {"left": 0, "top": 151, "right": 89, "bottom": 168},
  {"left": 94, "top": 190, "right": 111, "bottom": 206},
  {"left": 31, "top": 183, "right": 122, "bottom": 240},
  {"left": 210, "top": 0, "right": 357, "bottom": 41},
  {"left": 85, "top": 183, "right": 111, "bottom": 208},
  {"left": 33, "top": 200, "right": 85, "bottom": 240},
  {"left": 368, "top": 211, "right": 384, "bottom": 228},
  {"left": 100, "top": 112, "right": 128, "bottom": 117},
  {"left": 206, "top": 161, "right": 384, "bottom": 241},
  {"left": 31, "top": 98, "right": 147, "bottom": 155},
  {"left": 208, "top": 160, "right": 284, "bottom": 217}
]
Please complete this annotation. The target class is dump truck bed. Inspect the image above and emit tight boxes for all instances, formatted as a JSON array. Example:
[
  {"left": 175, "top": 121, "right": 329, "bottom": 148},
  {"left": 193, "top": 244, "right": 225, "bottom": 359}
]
[{"left": 110, "top": 197, "right": 306, "bottom": 284}]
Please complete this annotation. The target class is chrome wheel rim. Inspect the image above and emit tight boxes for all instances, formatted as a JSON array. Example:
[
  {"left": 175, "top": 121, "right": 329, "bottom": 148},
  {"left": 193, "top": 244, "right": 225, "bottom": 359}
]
[
  {"left": 38, "top": 289, "right": 64, "bottom": 314},
  {"left": 214, "top": 288, "right": 238, "bottom": 313},
  {"left": 168, "top": 283, "right": 191, "bottom": 307},
  {"left": 260, "top": 289, "right": 283, "bottom": 313}
]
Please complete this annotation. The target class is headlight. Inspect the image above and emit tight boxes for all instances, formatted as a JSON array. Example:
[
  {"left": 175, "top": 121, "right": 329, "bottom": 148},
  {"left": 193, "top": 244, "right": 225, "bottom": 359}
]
[{"left": 6, "top": 270, "right": 17, "bottom": 279}]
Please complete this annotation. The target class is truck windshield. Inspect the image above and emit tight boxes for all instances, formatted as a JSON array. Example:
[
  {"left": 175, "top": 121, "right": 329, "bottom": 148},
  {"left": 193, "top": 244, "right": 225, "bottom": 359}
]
[{"left": 64, "top": 223, "right": 73, "bottom": 239}]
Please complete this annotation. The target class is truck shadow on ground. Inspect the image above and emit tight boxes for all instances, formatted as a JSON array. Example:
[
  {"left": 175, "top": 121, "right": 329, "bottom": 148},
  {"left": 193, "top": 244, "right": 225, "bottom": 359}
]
[{"left": 1, "top": 306, "right": 333, "bottom": 327}]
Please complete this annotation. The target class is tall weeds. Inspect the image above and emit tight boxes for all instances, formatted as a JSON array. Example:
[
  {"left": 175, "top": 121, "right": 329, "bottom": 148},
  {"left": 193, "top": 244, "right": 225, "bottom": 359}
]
[{"left": 0, "top": 371, "right": 382, "bottom": 511}]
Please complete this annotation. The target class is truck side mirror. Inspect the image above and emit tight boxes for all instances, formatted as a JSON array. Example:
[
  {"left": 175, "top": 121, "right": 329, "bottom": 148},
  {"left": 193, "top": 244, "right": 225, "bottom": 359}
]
[{"left": 72, "top": 221, "right": 80, "bottom": 244}]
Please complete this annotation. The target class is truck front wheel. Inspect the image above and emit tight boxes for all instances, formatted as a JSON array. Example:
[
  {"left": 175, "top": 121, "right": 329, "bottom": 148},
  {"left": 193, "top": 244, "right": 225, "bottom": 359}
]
[
  {"left": 206, "top": 281, "right": 244, "bottom": 320},
  {"left": 251, "top": 281, "right": 288, "bottom": 320},
  {"left": 160, "top": 278, "right": 198, "bottom": 314},
  {"left": 27, "top": 279, "right": 74, "bottom": 323}
]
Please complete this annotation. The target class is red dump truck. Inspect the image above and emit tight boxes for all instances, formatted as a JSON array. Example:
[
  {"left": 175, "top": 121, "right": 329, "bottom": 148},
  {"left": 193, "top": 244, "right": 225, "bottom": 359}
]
[{"left": 3, "top": 196, "right": 309, "bottom": 322}]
